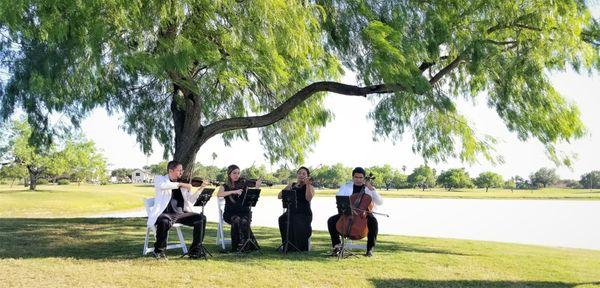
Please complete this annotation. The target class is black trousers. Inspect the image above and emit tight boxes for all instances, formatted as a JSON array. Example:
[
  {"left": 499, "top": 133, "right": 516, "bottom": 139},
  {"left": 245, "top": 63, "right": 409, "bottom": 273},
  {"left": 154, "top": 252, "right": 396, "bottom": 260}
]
[
  {"left": 327, "top": 213, "right": 378, "bottom": 251},
  {"left": 154, "top": 212, "right": 206, "bottom": 253},
  {"left": 278, "top": 212, "right": 312, "bottom": 251},
  {"left": 223, "top": 211, "right": 253, "bottom": 251}
]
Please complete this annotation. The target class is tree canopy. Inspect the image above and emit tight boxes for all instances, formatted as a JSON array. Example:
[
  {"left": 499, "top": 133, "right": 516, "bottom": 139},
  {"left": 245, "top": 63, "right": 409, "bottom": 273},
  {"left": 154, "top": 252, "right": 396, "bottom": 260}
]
[
  {"left": 474, "top": 171, "right": 504, "bottom": 192},
  {"left": 1, "top": 1, "right": 599, "bottom": 171},
  {"left": 437, "top": 168, "right": 474, "bottom": 191}
]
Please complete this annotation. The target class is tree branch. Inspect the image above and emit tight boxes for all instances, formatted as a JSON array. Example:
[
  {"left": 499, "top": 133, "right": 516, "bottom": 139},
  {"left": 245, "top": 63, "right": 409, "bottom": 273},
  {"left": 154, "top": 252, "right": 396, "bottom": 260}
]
[
  {"left": 200, "top": 82, "right": 405, "bottom": 143},
  {"left": 429, "top": 54, "right": 465, "bottom": 85}
]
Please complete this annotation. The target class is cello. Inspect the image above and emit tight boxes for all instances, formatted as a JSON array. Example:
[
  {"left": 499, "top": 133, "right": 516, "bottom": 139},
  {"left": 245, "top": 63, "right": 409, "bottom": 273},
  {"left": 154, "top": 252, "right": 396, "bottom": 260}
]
[{"left": 335, "top": 173, "right": 376, "bottom": 240}]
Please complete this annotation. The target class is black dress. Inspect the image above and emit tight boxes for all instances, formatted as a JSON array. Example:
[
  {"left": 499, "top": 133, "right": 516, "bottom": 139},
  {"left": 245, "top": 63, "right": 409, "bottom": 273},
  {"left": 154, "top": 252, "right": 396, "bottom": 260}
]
[
  {"left": 222, "top": 183, "right": 254, "bottom": 251},
  {"left": 278, "top": 183, "right": 313, "bottom": 251}
]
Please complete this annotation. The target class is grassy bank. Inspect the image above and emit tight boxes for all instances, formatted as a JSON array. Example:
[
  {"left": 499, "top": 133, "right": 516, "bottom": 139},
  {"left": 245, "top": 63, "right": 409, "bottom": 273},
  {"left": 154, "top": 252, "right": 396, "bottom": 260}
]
[
  {"left": 1, "top": 183, "right": 599, "bottom": 218},
  {"left": 0, "top": 218, "right": 598, "bottom": 287}
]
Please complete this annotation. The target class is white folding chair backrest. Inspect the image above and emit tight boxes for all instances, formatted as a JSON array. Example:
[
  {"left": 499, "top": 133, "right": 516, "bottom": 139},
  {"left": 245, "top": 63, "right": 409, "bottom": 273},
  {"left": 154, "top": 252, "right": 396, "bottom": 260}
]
[{"left": 143, "top": 198, "right": 155, "bottom": 216}]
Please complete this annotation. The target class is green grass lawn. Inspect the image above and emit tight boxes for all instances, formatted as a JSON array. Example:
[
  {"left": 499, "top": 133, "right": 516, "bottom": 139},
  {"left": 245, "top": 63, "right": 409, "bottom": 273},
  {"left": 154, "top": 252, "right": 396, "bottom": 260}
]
[
  {"left": 0, "top": 218, "right": 599, "bottom": 287},
  {"left": 1, "top": 183, "right": 599, "bottom": 218},
  {"left": 1, "top": 184, "right": 600, "bottom": 287}
]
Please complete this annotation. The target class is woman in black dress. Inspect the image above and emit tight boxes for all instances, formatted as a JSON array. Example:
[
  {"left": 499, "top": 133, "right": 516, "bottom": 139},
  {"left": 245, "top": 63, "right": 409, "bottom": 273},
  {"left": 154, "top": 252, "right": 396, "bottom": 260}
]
[
  {"left": 278, "top": 166, "right": 315, "bottom": 252},
  {"left": 217, "top": 164, "right": 261, "bottom": 252}
]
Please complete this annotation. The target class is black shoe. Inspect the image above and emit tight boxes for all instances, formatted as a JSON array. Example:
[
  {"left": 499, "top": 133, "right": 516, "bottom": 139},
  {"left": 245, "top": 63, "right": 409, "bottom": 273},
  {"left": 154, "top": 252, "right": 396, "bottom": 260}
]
[
  {"left": 364, "top": 249, "right": 373, "bottom": 257},
  {"left": 328, "top": 246, "right": 342, "bottom": 257},
  {"left": 188, "top": 251, "right": 205, "bottom": 260},
  {"left": 152, "top": 250, "right": 167, "bottom": 260}
]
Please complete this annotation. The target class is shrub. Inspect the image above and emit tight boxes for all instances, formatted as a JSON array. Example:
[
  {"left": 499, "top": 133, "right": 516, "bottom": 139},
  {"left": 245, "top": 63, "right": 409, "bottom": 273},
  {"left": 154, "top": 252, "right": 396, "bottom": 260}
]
[
  {"left": 57, "top": 179, "right": 70, "bottom": 185},
  {"left": 37, "top": 179, "right": 49, "bottom": 185}
]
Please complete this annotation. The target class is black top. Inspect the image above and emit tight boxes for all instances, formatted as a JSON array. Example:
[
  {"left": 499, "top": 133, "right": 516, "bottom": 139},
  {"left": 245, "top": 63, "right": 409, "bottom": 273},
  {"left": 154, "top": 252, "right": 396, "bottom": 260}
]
[
  {"left": 163, "top": 188, "right": 184, "bottom": 214},
  {"left": 223, "top": 183, "right": 251, "bottom": 215},
  {"left": 287, "top": 183, "right": 312, "bottom": 216},
  {"left": 352, "top": 185, "right": 364, "bottom": 194}
]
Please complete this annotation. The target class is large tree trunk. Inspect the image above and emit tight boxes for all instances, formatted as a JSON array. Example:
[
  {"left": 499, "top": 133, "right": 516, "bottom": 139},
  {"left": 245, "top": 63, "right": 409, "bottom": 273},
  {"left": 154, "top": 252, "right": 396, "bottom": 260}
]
[{"left": 28, "top": 167, "right": 37, "bottom": 191}]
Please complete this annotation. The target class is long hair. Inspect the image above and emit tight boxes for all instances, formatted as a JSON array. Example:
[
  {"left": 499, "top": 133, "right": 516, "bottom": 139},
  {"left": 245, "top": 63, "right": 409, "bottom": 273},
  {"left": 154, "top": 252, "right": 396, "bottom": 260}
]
[{"left": 226, "top": 164, "right": 240, "bottom": 187}]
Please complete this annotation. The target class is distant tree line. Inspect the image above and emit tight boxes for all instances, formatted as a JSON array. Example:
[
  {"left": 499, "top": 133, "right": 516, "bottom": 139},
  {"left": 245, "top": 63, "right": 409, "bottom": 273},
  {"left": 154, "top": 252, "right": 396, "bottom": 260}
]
[
  {"left": 110, "top": 161, "right": 600, "bottom": 191},
  {"left": 0, "top": 120, "right": 107, "bottom": 190}
]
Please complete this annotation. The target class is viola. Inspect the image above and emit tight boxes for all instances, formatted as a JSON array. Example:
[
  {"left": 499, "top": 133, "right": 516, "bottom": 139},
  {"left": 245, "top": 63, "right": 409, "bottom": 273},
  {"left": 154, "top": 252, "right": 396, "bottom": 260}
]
[{"left": 335, "top": 174, "right": 375, "bottom": 240}]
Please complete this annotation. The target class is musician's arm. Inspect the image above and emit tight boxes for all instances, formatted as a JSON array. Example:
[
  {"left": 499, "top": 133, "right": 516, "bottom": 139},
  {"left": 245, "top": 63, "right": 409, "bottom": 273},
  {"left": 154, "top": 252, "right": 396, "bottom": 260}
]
[
  {"left": 154, "top": 175, "right": 179, "bottom": 190},
  {"left": 369, "top": 188, "right": 384, "bottom": 205},
  {"left": 305, "top": 184, "right": 315, "bottom": 202},
  {"left": 217, "top": 185, "right": 242, "bottom": 197}
]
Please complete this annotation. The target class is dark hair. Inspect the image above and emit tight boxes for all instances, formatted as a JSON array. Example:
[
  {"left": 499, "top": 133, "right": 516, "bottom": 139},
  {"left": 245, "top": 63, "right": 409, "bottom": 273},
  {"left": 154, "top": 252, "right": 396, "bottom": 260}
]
[
  {"left": 167, "top": 160, "right": 182, "bottom": 172},
  {"left": 352, "top": 167, "right": 366, "bottom": 177},
  {"left": 297, "top": 166, "right": 310, "bottom": 176},
  {"left": 226, "top": 164, "right": 240, "bottom": 186}
]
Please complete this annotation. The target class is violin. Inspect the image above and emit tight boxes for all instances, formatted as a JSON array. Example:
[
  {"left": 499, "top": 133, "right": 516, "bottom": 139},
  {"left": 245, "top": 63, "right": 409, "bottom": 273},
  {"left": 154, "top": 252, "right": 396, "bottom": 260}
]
[
  {"left": 335, "top": 173, "right": 376, "bottom": 240},
  {"left": 178, "top": 176, "right": 207, "bottom": 187}
]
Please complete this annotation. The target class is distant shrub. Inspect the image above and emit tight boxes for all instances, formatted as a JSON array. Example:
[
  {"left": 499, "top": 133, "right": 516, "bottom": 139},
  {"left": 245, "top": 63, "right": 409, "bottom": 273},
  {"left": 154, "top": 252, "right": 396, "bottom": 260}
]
[
  {"left": 100, "top": 180, "right": 109, "bottom": 185},
  {"left": 57, "top": 179, "right": 70, "bottom": 185},
  {"left": 0, "top": 181, "right": 6, "bottom": 185},
  {"left": 37, "top": 179, "right": 49, "bottom": 185}
]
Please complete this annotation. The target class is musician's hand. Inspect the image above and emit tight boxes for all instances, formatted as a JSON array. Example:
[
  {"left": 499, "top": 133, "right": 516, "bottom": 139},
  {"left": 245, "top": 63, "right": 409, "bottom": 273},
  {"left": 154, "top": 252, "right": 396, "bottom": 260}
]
[
  {"left": 255, "top": 178, "right": 262, "bottom": 188},
  {"left": 234, "top": 189, "right": 243, "bottom": 195},
  {"left": 305, "top": 177, "right": 313, "bottom": 186},
  {"left": 366, "top": 181, "right": 375, "bottom": 190},
  {"left": 351, "top": 209, "right": 358, "bottom": 216},
  {"left": 201, "top": 180, "right": 209, "bottom": 188}
]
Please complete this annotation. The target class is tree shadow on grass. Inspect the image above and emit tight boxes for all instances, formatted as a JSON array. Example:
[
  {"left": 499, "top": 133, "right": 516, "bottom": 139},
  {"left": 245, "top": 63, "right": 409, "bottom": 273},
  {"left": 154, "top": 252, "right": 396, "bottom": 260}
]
[
  {"left": 369, "top": 278, "right": 600, "bottom": 288},
  {"left": 0, "top": 218, "right": 473, "bottom": 261}
]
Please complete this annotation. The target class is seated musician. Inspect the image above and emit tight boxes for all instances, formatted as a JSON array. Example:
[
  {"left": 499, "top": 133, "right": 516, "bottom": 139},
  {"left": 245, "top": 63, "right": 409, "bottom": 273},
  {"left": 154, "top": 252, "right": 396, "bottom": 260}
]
[
  {"left": 278, "top": 166, "right": 315, "bottom": 252},
  {"left": 327, "top": 167, "right": 383, "bottom": 257},
  {"left": 147, "top": 160, "right": 209, "bottom": 259},
  {"left": 217, "top": 164, "right": 261, "bottom": 252}
]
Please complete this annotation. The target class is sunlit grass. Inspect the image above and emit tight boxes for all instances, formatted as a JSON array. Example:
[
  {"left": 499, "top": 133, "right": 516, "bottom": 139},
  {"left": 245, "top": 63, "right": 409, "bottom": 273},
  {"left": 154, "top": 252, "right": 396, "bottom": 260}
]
[{"left": 1, "top": 183, "right": 599, "bottom": 218}]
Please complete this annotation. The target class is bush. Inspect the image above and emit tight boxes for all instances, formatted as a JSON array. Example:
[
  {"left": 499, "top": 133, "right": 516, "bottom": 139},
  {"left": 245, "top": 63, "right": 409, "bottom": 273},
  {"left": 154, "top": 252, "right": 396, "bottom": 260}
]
[
  {"left": 37, "top": 179, "right": 49, "bottom": 185},
  {"left": 100, "top": 180, "right": 109, "bottom": 185},
  {"left": 57, "top": 179, "right": 70, "bottom": 185},
  {"left": 0, "top": 181, "right": 6, "bottom": 185}
]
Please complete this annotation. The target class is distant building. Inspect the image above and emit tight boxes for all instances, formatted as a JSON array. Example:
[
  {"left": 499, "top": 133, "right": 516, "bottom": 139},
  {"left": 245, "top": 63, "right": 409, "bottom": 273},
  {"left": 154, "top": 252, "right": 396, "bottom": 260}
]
[{"left": 132, "top": 169, "right": 153, "bottom": 183}]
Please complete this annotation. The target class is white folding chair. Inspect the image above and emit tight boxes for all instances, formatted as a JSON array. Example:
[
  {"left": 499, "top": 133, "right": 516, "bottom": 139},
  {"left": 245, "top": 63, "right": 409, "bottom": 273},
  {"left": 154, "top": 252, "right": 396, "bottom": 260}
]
[
  {"left": 142, "top": 198, "right": 188, "bottom": 255},
  {"left": 215, "top": 197, "right": 231, "bottom": 250}
]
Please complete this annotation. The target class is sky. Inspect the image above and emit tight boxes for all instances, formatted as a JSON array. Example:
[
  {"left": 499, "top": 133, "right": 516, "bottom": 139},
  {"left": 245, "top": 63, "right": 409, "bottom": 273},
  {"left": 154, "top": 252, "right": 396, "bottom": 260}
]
[{"left": 79, "top": 68, "right": 600, "bottom": 180}]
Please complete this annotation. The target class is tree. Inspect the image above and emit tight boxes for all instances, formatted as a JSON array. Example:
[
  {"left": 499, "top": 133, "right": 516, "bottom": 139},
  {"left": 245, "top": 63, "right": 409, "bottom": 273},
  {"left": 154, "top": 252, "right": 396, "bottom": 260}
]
[
  {"left": 144, "top": 161, "right": 169, "bottom": 176},
  {"left": 407, "top": 165, "right": 436, "bottom": 191},
  {"left": 0, "top": 163, "right": 27, "bottom": 187},
  {"left": 503, "top": 179, "right": 516, "bottom": 191},
  {"left": 474, "top": 171, "right": 504, "bottom": 192},
  {"left": 437, "top": 168, "right": 473, "bottom": 191},
  {"left": 272, "top": 166, "right": 296, "bottom": 185},
  {"left": 530, "top": 168, "right": 559, "bottom": 188},
  {"left": 111, "top": 168, "right": 134, "bottom": 182},
  {"left": 580, "top": 170, "right": 600, "bottom": 189},
  {"left": 59, "top": 138, "right": 107, "bottom": 185},
  {"left": 312, "top": 163, "right": 350, "bottom": 188},
  {"left": 1, "top": 120, "right": 62, "bottom": 190},
  {"left": 1, "top": 1, "right": 598, "bottom": 173}
]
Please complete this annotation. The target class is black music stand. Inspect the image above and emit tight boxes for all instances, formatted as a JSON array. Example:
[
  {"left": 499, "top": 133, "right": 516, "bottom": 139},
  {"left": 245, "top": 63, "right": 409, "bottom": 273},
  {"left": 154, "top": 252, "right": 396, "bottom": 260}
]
[
  {"left": 191, "top": 188, "right": 214, "bottom": 259},
  {"left": 238, "top": 188, "right": 262, "bottom": 254},
  {"left": 335, "top": 195, "right": 357, "bottom": 260},
  {"left": 277, "top": 188, "right": 301, "bottom": 254}
]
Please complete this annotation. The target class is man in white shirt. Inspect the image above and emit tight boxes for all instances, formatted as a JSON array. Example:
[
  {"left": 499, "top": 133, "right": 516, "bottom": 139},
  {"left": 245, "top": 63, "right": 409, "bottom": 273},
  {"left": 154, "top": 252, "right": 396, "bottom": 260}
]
[
  {"left": 327, "top": 167, "right": 383, "bottom": 257},
  {"left": 148, "top": 161, "right": 208, "bottom": 259}
]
